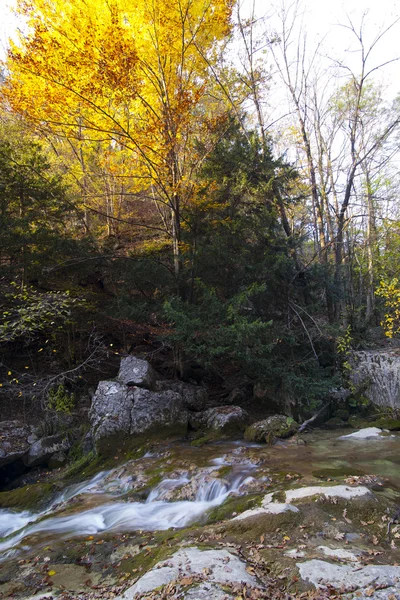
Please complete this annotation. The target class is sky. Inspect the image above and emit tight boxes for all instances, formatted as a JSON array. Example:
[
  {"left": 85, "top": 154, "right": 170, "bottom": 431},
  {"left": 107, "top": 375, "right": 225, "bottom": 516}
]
[{"left": 1, "top": 0, "right": 399, "bottom": 97}]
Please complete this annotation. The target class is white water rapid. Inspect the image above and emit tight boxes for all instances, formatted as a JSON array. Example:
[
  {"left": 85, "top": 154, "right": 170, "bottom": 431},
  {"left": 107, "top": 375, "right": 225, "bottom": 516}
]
[{"left": 0, "top": 457, "right": 255, "bottom": 561}]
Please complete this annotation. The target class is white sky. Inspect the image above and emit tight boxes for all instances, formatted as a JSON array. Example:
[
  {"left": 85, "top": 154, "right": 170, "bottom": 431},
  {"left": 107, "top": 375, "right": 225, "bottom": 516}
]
[{"left": 1, "top": 0, "right": 399, "bottom": 97}]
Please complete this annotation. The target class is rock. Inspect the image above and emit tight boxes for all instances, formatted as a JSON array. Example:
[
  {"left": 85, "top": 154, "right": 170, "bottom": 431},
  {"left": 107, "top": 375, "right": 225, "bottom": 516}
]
[
  {"left": 330, "top": 387, "right": 351, "bottom": 402},
  {"left": 130, "top": 388, "right": 188, "bottom": 436},
  {"left": 333, "top": 409, "right": 350, "bottom": 421},
  {"left": 48, "top": 451, "right": 68, "bottom": 469},
  {"left": 339, "top": 427, "right": 384, "bottom": 440},
  {"left": 117, "top": 355, "right": 157, "bottom": 389},
  {"left": 184, "top": 582, "right": 235, "bottom": 599},
  {"left": 82, "top": 431, "right": 94, "bottom": 454},
  {"left": 316, "top": 546, "right": 360, "bottom": 562},
  {"left": 297, "top": 559, "right": 400, "bottom": 593},
  {"left": 232, "top": 491, "right": 299, "bottom": 521},
  {"left": 190, "top": 405, "right": 248, "bottom": 433},
  {"left": 155, "top": 379, "right": 209, "bottom": 411},
  {"left": 24, "top": 433, "right": 70, "bottom": 467},
  {"left": 226, "top": 387, "right": 247, "bottom": 405},
  {"left": 285, "top": 485, "right": 372, "bottom": 502},
  {"left": 244, "top": 415, "right": 299, "bottom": 443},
  {"left": 89, "top": 381, "right": 132, "bottom": 445},
  {"left": 233, "top": 502, "right": 298, "bottom": 521},
  {"left": 324, "top": 417, "right": 347, "bottom": 429},
  {"left": 89, "top": 381, "right": 188, "bottom": 452},
  {"left": 0, "top": 420, "right": 31, "bottom": 467},
  {"left": 350, "top": 350, "right": 400, "bottom": 409},
  {"left": 118, "top": 547, "right": 261, "bottom": 598}
]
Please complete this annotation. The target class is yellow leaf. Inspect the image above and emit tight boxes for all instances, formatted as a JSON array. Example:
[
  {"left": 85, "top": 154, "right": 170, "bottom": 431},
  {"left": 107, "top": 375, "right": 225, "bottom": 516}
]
[{"left": 48, "top": 570, "right": 57, "bottom": 576}]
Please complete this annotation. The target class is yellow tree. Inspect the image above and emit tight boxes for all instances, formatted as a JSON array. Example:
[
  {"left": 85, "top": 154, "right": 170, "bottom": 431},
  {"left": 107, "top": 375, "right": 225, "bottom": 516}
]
[{"left": 2, "top": 0, "right": 233, "bottom": 294}]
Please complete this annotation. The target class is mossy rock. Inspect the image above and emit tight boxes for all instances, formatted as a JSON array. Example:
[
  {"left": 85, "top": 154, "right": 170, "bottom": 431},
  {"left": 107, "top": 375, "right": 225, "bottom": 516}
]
[
  {"left": 0, "top": 483, "right": 54, "bottom": 510},
  {"left": 333, "top": 409, "right": 350, "bottom": 421},
  {"left": 244, "top": 415, "right": 299, "bottom": 443},
  {"left": 206, "top": 493, "right": 263, "bottom": 523},
  {"left": 370, "top": 418, "right": 400, "bottom": 431}
]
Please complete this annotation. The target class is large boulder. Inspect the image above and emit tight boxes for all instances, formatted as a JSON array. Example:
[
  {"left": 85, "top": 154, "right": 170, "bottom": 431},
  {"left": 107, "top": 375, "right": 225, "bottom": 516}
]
[
  {"left": 117, "top": 356, "right": 157, "bottom": 389},
  {"left": 89, "top": 381, "right": 132, "bottom": 443},
  {"left": 24, "top": 433, "right": 70, "bottom": 467},
  {"left": 89, "top": 380, "right": 188, "bottom": 453},
  {"left": 0, "top": 420, "right": 31, "bottom": 467},
  {"left": 130, "top": 388, "right": 188, "bottom": 436},
  {"left": 155, "top": 380, "right": 209, "bottom": 411},
  {"left": 190, "top": 405, "right": 248, "bottom": 434},
  {"left": 244, "top": 414, "right": 299, "bottom": 443}
]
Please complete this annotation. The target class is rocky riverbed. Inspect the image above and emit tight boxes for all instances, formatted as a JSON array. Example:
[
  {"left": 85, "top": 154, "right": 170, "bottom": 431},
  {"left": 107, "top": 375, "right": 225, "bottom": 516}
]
[{"left": 1, "top": 426, "right": 400, "bottom": 599}]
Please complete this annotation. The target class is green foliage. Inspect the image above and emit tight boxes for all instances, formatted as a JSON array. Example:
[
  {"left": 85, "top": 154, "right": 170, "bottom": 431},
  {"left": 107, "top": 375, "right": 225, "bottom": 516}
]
[
  {"left": 164, "top": 281, "right": 275, "bottom": 375},
  {"left": 0, "top": 283, "right": 85, "bottom": 343},
  {"left": 47, "top": 384, "right": 76, "bottom": 414}
]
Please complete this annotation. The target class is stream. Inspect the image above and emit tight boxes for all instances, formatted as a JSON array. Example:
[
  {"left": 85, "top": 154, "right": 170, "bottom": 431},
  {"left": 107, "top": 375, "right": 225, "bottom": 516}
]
[{"left": 1, "top": 428, "right": 400, "bottom": 569}]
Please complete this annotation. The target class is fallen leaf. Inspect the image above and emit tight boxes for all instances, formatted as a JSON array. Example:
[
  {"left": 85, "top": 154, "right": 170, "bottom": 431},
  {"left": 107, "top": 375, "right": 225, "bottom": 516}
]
[{"left": 180, "top": 577, "right": 194, "bottom": 585}]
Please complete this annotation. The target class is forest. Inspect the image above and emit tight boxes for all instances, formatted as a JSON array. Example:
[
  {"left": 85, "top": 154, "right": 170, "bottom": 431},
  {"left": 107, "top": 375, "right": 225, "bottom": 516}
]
[
  {"left": 3, "top": 2, "right": 400, "bottom": 599},
  {"left": 0, "top": 0, "right": 400, "bottom": 422}
]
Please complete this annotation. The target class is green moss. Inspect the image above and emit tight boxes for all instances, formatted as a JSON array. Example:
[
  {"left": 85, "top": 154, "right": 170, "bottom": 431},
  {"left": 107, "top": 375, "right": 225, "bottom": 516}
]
[
  {"left": 190, "top": 431, "right": 228, "bottom": 447},
  {"left": 312, "top": 467, "right": 366, "bottom": 479},
  {"left": 220, "top": 509, "right": 302, "bottom": 541},
  {"left": 215, "top": 465, "right": 233, "bottom": 479},
  {"left": 0, "top": 483, "right": 54, "bottom": 509},
  {"left": 370, "top": 418, "right": 400, "bottom": 431},
  {"left": 96, "top": 425, "right": 187, "bottom": 458},
  {"left": 206, "top": 493, "right": 262, "bottom": 523},
  {"left": 63, "top": 452, "right": 97, "bottom": 480},
  {"left": 244, "top": 416, "right": 299, "bottom": 443}
]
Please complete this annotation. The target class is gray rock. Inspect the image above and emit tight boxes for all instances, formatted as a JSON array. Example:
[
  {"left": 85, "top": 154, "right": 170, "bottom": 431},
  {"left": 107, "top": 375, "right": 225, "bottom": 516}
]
[
  {"left": 155, "top": 379, "right": 209, "bottom": 411},
  {"left": 184, "top": 582, "right": 235, "bottom": 599},
  {"left": 24, "top": 433, "right": 70, "bottom": 467},
  {"left": 190, "top": 405, "right": 248, "bottom": 433},
  {"left": 89, "top": 381, "right": 188, "bottom": 452},
  {"left": 48, "top": 451, "right": 68, "bottom": 469},
  {"left": 285, "top": 485, "right": 372, "bottom": 502},
  {"left": 298, "top": 559, "right": 400, "bottom": 593},
  {"left": 119, "top": 547, "right": 261, "bottom": 598},
  {"left": 339, "top": 427, "right": 384, "bottom": 440},
  {"left": 244, "top": 415, "right": 299, "bottom": 443},
  {"left": 0, "top": 420, "right": 31, "bottom": 467},
  {"left": 82, "top": 431, "right": 95, "bottom": 454},
  {"left": 89, "top": 381, "right": 133, "bottom": 445},
  {"left": 130, "top": 387, "right": 188, "bottom": 436},
  {"left": 117, "top": 356, "right": 157, "bottom": 389},
  {"left": 350, "top": 350, "right": 400, "bottom": 409}
]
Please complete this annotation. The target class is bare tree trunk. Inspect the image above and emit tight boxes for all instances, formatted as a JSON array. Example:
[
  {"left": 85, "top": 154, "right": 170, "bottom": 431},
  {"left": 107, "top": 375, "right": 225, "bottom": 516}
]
[{"left": 365, "top": 168, "right": 377, "bottom": 323}]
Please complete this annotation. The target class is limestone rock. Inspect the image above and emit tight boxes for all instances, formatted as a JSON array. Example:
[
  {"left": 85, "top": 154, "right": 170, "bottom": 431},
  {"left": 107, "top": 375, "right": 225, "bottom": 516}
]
[
  {"left": 298, "top": 558, "right": 400, "bottom": 593},
  {"left": 24, "top": 433, "right": 70, "bottom": 467},
  {"left": 184, "top": 583, "right": 235, "bottom": 599},
  {"left": 130, "top": 387, "right": 188, "bottom": 436},
  {"left": 244, "top": 415, "right": 299, "bottom": 443},
  {"left": 339, "top": 427, "right": 384, "bottom": 440},
  {"left": 285, "top": 485, "right": 372, "bottom": 502},
  {"left": 350, "top": 350, "right": 400, "bottom": 409},
  {"left": 118, "top": 547, "right": 261, "bottom": 599},
  {"left": 155, "top": 379, "right": 209, "bottom": 411},
  {"left": 48, "top": 451, "right": 68, "bottom": 469},
  {"left": 117, "top": 355, "right": 157, "bottom": 389},
  {"left": 0, "top": 420, "right": 31, "bottom": 467},
  {"left": 190, "top": 405, "right": 248, "bottom": 433},
  {"left": 89, "top": 381, "right": 132, "bottom": 445},
  {"left": 89, "top": 381, "right": 188, "bottom": 452}
]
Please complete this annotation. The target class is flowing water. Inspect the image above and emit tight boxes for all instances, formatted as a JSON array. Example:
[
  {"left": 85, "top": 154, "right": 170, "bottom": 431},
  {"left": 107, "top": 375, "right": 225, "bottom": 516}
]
[{"left": 1, "top": 429, "right": 400, "bottom": 565}]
